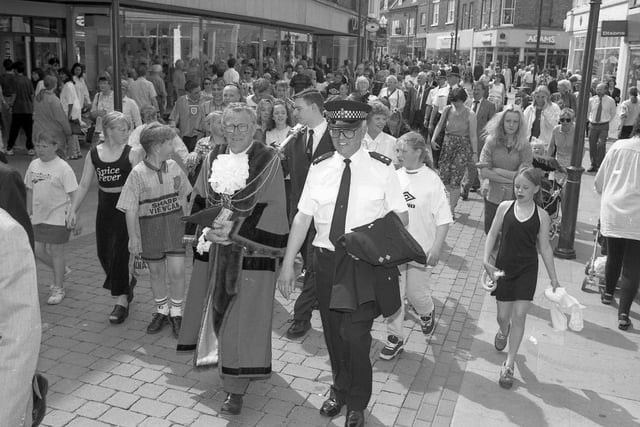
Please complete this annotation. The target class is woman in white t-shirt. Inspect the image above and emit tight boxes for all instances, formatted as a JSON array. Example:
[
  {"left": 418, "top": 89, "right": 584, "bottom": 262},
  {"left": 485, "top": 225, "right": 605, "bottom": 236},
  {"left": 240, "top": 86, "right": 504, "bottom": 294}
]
[
  {"left": 363, "top": 101, "right": 398, "bottom": 165},
  {"left": 379, "top": 132, "right": 453, "bottom": 360}
]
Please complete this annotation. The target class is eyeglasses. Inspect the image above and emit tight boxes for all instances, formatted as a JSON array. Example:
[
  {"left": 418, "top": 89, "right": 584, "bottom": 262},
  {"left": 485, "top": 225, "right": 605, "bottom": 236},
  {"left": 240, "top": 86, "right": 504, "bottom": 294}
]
[
  {"left": 223, "top": 123, "right": 250, "bottom": 133},
  {"left": 328, "top": 127, "right": 357, "bottom": 139},
  {"left": 559, "top": 118, "right": 572, "bottom": 123}
]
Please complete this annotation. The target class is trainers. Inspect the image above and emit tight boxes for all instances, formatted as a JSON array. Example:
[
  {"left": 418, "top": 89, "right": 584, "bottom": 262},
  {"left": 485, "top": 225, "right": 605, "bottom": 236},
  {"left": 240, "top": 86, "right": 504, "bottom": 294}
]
[
  {"left": 47, "top": 286, "right": 65, "bottom": 305},
  {"left": 499, "top": 362, "right": 514, "bottom": 389},
  {"left": 6, "top": 149, "right": 15, "bottom": 156},
  {"left": 420, "top": 309, "right": 436, "bottom": 335},
  {"left": 28, "top": 149, "right": 35, "bottom": 156},
  {"left": 379, "top": 335, "right": 404, "bottom": 360},
  {"left": 494, "top": 324, "right": 510, "bottom": 351}
]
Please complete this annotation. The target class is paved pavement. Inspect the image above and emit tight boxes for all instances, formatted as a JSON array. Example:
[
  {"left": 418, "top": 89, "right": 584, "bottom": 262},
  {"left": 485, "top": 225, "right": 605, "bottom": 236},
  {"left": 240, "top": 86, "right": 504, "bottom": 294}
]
[{"left": 4, "top": 140, "right": 640, "bottom": 427}]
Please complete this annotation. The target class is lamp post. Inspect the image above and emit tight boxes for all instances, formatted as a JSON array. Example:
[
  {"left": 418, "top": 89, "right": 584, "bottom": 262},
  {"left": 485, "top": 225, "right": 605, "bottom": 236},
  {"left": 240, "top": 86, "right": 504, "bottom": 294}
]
[
  {"left": 532, "top": 0, "right": 544, "bottom": 82},
  {"left": 453, "top": 0, "right": 461, "bottom": 64},
  {"left": 449, "top": 32, "right": 455, "bottom": 64},
  {"left": 111, "top": 0, "right": 122, "bottom": 112},
  {"left": 554, "top": 0, "right": 603, "bottom": 259}
]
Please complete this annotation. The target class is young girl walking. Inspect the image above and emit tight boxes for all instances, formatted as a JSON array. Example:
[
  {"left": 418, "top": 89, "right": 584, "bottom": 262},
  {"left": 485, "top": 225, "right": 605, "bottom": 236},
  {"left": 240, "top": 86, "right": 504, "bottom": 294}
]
[
  {"left": 483, "top": 166, "right": 560, "bottom": 389},
  {"left": 25, "top": 133, "right": 78, "bottom": 304},
  {"left": 117, "top": 123, "right": 192, "bottom": 338}
]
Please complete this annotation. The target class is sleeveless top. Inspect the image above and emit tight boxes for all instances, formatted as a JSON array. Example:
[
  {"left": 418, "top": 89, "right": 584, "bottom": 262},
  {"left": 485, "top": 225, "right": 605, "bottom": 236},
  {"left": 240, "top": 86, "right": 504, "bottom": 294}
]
[
  {"left": 90, "top": 144, "right": 132, "bottom": 189},
  {"left": 496, "top": 201, "right": 540, "bottom": 274},
  {"left": 444, "top": 106, "right": 471, "bottom": 137}
]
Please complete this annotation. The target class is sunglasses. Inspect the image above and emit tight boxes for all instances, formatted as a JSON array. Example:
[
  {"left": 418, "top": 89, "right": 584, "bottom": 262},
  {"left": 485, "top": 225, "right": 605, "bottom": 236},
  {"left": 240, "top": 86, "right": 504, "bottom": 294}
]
[
  {"left": 328, "top": 127, "right": 358, "bottom": 139},
  {"left": 559, "top": 118, "right": 572, "bottom": 123}
]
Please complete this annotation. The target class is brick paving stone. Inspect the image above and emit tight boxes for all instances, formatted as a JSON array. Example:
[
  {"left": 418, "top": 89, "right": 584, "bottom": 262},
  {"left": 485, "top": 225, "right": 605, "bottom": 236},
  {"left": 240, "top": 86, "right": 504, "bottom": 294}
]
[
  {"left": 105, "top": 391, "right": 140, "bottom": 409},
  {"left": 281, "top": 363, "right": 321, "bottom": 380},
  {"left": 47, "top": 392, "right": 86, "bottom": 412},
  {"left": 263, "top": 398, "right": 295, "bottom": 417},
  {"left": 130, "top": 397, "right": 176, "bottom": 418},
  {"left": 99, "top": 407, "right": 147, "bottom": 426},
  {"left": 167, "top": 406, "right": 201, "bottom": 425},
  {"left": 49, "top": 378, "right": 83, "bottom": 395},
  {"left": 100, "top": 375, "right": 143, "bottom": 393},
  {"left": 65, "top": 417, "right": 111, "bottom": 427},
  {"left": 289, "top": 377, "right": 327, "bottom": 395},
  {"left": 153, "top": 372, "right": 197, "bottom": 391},
  {"left": 75, "top": 401, "right": 110, "bottom": 419},
  {"left": 192, "top": 414, "right": 242, "bottom": 427},
  {"left": 76, "top": 369, "right": 111, "bottom": 386},
  {"left": 158, "top": 388, "right": 198, "bottom": 408},
  {"left": 243, "top": 393, "right": 270, "bottom": 411},
  {"left": 138, "top": 417, "right": 173, "bottom": 427},
  {"left": 41, "top": 409, "right": 75, "bottom": 427},
  {"left": 395, "top": 408, "right": 418, "bottom": 427},
  {"left": 371, "top": 402, "right": 400, "bottom": 425},
  {"left": 110, "top": 362, "right": 142, "bottom": 377},
  {"left": 133, "top": 382, "right": 166, "bottom": 399},
  {"left": 256, "top": 413, "right": 289, "bottom": 426},
  {"left": 72, "top": 384, "right": 116, "bottom": 403}
]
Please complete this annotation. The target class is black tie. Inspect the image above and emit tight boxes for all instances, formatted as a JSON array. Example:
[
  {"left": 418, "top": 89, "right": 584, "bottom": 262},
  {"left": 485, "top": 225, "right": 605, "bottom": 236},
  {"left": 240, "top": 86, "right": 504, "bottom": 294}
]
[
  {"left": 473, "top": 100, "right": 479, "bottom": 113},
  {"left": 329, "top": 159, "right": 351, "bottom": 246},
  {"left": 306, "top": 129, "right": 314, "bottom": 161}
]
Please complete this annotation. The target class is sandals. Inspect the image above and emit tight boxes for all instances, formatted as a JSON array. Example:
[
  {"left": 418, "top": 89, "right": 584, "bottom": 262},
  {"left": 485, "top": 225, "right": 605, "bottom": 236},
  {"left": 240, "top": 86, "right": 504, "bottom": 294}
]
[
  {"left": 618, "top": 314, "right": 631, "bottom": 331},
  {"left": 601, "top": 292, "right": 613, "bottom": 305},
  {"left": 494, "top": 324, "right": 510, "bottom": 352},
  {"left": 498, "top": 361, "right": 514, "bottom": 389}
]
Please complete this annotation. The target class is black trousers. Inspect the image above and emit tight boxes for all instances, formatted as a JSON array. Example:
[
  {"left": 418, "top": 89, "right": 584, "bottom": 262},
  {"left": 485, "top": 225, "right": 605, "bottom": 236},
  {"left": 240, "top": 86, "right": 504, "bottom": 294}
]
[
  {"left": 292, "top": 226, "right": 318, "bottom": 321},
  {"left": 314, "top": 247, "right": 374, "bottom": 411},
  {"left": 96, "top": 191, "right": 131, "bottom": 296},
  {"left": 7, "top": 113, "right": 33, "bottom": 150},
  {"left": 605, "top": 237, "right": 640, "bottom": 316}
]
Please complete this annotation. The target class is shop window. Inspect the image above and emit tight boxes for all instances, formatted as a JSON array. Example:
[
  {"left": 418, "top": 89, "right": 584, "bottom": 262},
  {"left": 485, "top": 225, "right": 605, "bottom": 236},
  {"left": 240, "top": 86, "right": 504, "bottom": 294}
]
[
  {"left": 11, "top": 17, "right": 30, "bottom": 33},
  {"left": 432, "top": 0, "right": 440, "bottom": 26},
  {"left": 446, "top": 0, "right": 455, "bottom": 24},
  {"left": 501, "top": 0, "right": 515, "bottom": 26},
  {"left": 33, "top": 18, "right": 65, "bottom": 36}
]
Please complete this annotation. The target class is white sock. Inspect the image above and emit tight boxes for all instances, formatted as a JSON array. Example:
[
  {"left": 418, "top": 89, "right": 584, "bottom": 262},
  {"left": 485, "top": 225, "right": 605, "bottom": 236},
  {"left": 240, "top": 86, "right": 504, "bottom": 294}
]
[
  {"left": 155, "top": 297, "right": 169, "bottom": 315},
  {"left": 170, "top": 298, "right": 183, "bottom": 317}
]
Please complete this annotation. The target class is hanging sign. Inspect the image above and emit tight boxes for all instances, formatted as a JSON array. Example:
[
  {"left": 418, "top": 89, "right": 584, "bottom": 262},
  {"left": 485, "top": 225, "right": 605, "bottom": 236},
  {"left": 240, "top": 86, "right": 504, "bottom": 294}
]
[{"left": 601, "top": 20, "right": 627, "bottom": 37}]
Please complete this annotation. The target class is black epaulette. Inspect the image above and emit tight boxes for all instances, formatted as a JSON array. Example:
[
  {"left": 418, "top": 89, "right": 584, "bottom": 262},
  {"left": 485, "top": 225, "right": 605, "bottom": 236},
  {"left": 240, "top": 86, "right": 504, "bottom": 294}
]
[
  {"left": 369, "top": 151, "right": 392, "bottom": 165},
  {"left": 312, "top": 151, "right": 334, "bottom": 165}
]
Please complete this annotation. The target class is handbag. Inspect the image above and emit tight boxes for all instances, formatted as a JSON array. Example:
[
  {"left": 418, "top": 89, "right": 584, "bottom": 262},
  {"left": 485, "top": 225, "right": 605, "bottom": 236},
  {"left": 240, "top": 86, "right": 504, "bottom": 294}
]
[
  {"left": 434, "top": 105, "right": 451, "bottom": 146},
  {"left": 69, "top": 119, "right": 85, "bottom": 135}
]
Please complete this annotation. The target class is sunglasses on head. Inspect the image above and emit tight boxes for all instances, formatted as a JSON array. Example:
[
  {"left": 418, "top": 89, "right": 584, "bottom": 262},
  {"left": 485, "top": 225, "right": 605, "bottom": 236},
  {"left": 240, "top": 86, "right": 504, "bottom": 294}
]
[{"left": 559, "top": 118, "right": 572, "bottom": 123}]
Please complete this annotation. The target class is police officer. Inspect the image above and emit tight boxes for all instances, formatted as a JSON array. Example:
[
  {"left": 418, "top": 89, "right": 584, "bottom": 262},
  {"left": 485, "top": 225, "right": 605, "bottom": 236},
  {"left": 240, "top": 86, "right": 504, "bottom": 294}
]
[{"left": 277, "top": 100, "right": 408, "bottom": 427}]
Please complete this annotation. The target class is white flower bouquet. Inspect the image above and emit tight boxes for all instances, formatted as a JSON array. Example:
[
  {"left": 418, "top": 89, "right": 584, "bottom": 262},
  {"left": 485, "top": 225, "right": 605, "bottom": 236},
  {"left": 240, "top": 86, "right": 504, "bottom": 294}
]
[{"left": 208, "top": 153, "right": 250, "bottom": 223}]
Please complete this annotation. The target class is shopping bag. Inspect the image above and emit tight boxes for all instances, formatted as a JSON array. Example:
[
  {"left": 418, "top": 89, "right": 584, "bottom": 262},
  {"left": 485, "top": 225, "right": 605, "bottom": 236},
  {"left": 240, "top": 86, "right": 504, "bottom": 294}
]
[
  {"left": 131, "top": 255, "right": 149, "bottom": 277},
  {"left": 544, "top": 287, "right": 585, "bottom": 332}
]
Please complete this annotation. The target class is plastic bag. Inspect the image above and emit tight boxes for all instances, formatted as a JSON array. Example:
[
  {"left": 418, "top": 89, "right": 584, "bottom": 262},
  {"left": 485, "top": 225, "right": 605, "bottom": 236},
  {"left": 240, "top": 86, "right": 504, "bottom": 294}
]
[
  {"left": 594, "top": 256, "right": 607, "bottom": 277},
  {"left": 132, "top": 255, "right": 149, "bottom": 277},
  {"left": 544, "top": 287, "right": 585, "bottom": 332}
]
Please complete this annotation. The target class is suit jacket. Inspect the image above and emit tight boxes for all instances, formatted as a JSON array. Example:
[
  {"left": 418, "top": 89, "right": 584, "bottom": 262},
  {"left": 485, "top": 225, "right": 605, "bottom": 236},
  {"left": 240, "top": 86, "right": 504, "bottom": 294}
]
[
  {"left": 473, "top": 98, "right": 496, "bottom": 152},
  {"left": 474, "top": 64, "right": 484, "bottom": 81},
  {"left": 0, "top": 208, "right": 41, "bottom": 427},
  {"left": 404, "top": 84, "right": 433, "bottom": 128},
  {"left": 283, "top": 125, "right": 334, "bottom": 220},
  {"left": 608, "top": 87, "right": 621, "bottom": 104}
]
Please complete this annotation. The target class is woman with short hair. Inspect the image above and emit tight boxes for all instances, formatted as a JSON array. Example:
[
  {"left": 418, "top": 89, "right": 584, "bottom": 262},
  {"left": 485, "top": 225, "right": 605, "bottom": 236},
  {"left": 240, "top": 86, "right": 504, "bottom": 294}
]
[
  {"left": 363, "top": 101, "right": 398, "bottom": 164},
  {"left": 524, "top": 85, "right": 561, "bottom": 148}
]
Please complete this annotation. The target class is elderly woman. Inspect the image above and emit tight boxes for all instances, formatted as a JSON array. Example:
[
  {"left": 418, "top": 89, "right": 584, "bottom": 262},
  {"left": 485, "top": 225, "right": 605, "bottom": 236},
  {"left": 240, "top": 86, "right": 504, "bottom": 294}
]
[
  {"left": 523, "top": 85, "right": 561, "bottom": 148},
  {"left": 478, "top": 107, "right": 533, "bottom": 233},
  {"left": 378, "top": 75, "right": 406, "bottom": 115},
  {"left": 433, "top": 87, "right": 478, "bottom": 215},
  {"left": 547, "top": 108, "right": 575, "bottom": 181},
  {"left": 67, "top": 112, "right": 143, "bottom": 324},
  {"left": 557, "top": 79, "right": 577, "bottom": 112},
  {"left": 350, "top": 75, "right": 377, "bottom": 104},
  {"left": 595, "top": 116, "right": 640, "bottom": 330},
  {"left": 363, "top": 101, "right": 398, "bottom": 164}
]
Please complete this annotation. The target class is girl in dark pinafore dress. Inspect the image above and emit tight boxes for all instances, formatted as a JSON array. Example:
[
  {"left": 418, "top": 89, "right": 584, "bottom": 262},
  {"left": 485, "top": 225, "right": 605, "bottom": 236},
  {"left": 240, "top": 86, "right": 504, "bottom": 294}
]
[{"left": 483, "top": 167, "right": 561, "bottom": 389}]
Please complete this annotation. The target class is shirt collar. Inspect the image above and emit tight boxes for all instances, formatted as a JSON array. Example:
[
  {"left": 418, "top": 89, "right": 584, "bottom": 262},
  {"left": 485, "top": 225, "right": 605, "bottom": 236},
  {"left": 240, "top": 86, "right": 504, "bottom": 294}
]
[
  {"left": 144, "top": 159, "right": 168, "bottom": 183},
  {"left": 228, "top": 141, "right": 253, "bottom": 156},
  {"left": 311, "top": 120, "right": 328, "bottom": 137}
]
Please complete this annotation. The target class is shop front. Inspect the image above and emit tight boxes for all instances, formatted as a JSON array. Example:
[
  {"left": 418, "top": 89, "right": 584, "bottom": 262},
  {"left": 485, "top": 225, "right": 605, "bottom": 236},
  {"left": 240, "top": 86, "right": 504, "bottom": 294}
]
[
  {"left": 472, "top": 29, "right": 570, "bottom": 71},
  {"left": 424, "top": 30, "right": 472, "bottom": 64},
  {"left": 2, "top": 0, "right": 359, "bottom": 94}
]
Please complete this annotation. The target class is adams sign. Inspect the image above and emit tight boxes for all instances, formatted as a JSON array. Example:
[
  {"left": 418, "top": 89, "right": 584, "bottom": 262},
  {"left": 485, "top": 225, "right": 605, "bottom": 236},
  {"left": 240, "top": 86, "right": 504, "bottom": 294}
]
[{"left": 525, "top": 34, "right": 556, "bottom": 45}]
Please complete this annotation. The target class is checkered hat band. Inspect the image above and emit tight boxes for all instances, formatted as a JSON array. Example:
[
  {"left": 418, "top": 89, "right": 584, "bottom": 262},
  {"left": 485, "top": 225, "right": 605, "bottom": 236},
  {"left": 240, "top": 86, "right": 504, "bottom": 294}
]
[{"left": 325, "top": 109, "right": 369, "bottom": 120}]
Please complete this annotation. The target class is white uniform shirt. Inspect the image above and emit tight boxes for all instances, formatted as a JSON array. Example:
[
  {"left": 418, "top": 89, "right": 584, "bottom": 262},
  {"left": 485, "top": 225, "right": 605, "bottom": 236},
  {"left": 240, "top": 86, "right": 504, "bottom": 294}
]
[
  {"left": 587, "top": 95, "right": 617, "bottom": 124},
  {"left": 298, "top": 147, "right": 407, "bottom": 250},
  {"left": 397, "top": 166, "right": 452, "bottom": 263},
  {"left": 363, "top": 131, "right": 398, "bottom": 164},
  {"left": 431, "top": 84, "right": 451, "bottom": 114}
]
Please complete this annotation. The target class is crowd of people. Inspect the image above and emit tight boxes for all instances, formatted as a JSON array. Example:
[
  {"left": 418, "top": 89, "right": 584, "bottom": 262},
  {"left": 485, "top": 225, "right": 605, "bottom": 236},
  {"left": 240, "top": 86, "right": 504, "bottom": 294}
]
[{"left": 1, "top": 52, "right": 640, "bottom": 427}]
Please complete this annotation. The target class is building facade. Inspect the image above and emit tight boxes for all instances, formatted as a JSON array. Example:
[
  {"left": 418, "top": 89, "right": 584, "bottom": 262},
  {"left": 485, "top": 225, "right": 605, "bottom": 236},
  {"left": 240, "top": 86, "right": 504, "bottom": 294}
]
[
  {"left": 1, "top": 0, "right": 363, "bottom": 93},
  {"left": 565, "top": 0, "right": 638, "bottom": 95}
]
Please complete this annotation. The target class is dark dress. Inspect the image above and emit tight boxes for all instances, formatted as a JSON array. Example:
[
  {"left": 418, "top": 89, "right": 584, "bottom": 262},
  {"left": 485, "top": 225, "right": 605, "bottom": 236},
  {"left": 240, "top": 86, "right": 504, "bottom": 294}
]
[
  {"left": 90, "top": 145, "right": 133, "bottom": 296},
  {"left": 493, "top": 202, "right": 540, "bottom": 301}
]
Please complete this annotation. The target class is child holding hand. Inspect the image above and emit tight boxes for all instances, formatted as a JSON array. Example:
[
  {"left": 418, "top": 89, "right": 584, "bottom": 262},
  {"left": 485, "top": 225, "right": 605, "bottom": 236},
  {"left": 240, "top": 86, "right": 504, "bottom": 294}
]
[
  {"left": 483, "top": 166, "right": 560, "bottom": 389},
  {"left": 25, "top": 133, "right": 78, "bottom": 304}
]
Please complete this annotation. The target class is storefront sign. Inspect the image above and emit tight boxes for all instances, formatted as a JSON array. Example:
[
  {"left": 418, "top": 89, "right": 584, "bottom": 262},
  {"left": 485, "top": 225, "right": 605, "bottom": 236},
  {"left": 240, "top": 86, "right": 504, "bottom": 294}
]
[
  {"left": 601, "top": 20, "right": 627, "bottom": 37},
  {"left": 526, "top": 34, "right": 556, "bottom": 45},
  {"left": 348, "top": 17, "right": 359, "bottom": 35}
]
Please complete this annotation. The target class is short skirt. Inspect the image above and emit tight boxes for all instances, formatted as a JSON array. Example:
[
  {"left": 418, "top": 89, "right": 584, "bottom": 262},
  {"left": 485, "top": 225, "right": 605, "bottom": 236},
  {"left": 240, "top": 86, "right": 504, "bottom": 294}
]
[{"left": 34, "top": 223, "right": 71, "bottom": 244}]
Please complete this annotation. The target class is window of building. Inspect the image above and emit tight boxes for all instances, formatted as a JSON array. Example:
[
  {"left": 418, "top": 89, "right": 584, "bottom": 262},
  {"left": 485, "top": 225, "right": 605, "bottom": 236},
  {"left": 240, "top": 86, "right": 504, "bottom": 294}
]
[
  {"left": 469, "top": 2, "right": 474, "bottom": 28},
  {"left": 432, "top": 0, "right": 440, "bottom": 25},
  {"left": 461, "top": 3, "right": 468, "bottom": 29},
  {"left": 480, "top": 0, "right": 490, "bottom": 28},
  {"left": 407, "top": 17, "right": 415, "bottom": 34},
  {"left": 383, "top": 0, "right": 389, "bottom": 9},
  {"left": 392, "top": 19, "right": 401, "bottom": 35},
  {"left": 446, "top": 0, "right": 456, "bottom": 23},
  {"left": 420, "top": 12, "right": 427, "bottom": 26},
  {"left": 501, "top": 0, "right": 515, "bottom": 25}
]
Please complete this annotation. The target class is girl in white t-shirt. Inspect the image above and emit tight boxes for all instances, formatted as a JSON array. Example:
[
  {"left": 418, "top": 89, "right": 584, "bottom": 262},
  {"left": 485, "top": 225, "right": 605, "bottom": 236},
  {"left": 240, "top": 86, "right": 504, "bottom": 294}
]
[
  {"left": 379, "top": 132, "right": 453, "bottom": 361},
  {"left": 25, "top": 133, "right": 78, "bottom": 305}
]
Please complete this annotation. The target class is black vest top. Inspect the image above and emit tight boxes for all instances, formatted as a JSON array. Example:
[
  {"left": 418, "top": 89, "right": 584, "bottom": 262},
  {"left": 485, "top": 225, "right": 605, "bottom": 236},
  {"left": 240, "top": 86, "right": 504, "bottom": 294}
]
[{"left": 90, "top": 145, "right": 132, "bottom": 188}]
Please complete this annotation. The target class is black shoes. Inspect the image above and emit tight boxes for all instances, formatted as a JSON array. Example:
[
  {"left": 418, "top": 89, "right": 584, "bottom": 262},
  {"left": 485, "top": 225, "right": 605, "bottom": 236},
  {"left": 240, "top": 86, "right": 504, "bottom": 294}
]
[
  {"left": 286, "top": 319, "right": 311, "bottom": 339},
  {"left": 109, "top": 304, "right": 129, "bottom": 324},
  {"left": 319, "top": 392, "right": 344, "bottom": 417},
  {"left": 221, "top": 393, "right": 243, "bottom": 415},
  {"left": 32, "top": 373, "right": 48, "bottom": 427},
  {"left": 147, "top": 313, "right": 169, "bottom": 334},
  {"left": 170, "top": 315, "right": 182, "bottom": 339},
  {"left": 587, "top": 166, "right": 598, "bottom": 173},
  {"left": 345, "top": 409, "right": 365, "bottom": 427}
]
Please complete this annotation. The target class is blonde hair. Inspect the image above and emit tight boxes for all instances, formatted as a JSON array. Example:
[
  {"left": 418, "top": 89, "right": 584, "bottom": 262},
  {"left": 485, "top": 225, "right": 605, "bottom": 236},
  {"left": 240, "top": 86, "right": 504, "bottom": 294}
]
[
  {"left": 102, "top": 111, "right": 131, "bottom": 138},
  {"left": 398, "top": 131, "right": 433, "bottom": 168},
  {"left": 483, "top": 106, "right": 528, "bottom": 152}
]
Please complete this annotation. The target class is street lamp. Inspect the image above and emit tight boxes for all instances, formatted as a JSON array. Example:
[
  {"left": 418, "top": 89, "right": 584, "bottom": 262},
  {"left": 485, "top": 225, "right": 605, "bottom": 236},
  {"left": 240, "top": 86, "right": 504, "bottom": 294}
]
[
  {"left": 554, "top": 0, "right": 603, "bottom": 259},
  {"left": 449, "top": 32, "right": 455, "bottom": 64},
  {"left": 533, "top": 0, "right": 544, "bottom": 82}
]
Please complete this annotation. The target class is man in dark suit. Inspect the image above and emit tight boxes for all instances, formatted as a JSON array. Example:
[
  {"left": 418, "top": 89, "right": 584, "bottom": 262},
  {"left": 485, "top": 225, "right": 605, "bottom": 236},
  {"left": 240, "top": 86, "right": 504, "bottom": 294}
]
[
  {"left": 405, "top": 72, "right": 434, "bottom": 136},
  {"left": 283, "top": 89, "right": 334, "bottom": 339},
  {"left": 461, "top": 81, "right": 496, "bottom": 199},
  {"left": 473, "top": 61, "right": 484, "bottom": 82}
]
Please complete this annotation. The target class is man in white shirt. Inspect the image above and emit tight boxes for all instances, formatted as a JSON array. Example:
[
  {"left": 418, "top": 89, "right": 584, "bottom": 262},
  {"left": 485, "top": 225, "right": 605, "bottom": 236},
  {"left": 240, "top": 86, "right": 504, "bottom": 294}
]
[
  {"left": 618, "top": 87, "right": 639, "bottom": 139},
  {"left": 587, "top": 83, "right": 617, "bottom": 172},
  {"left": 127, "top": 64, "right": 158, "bottom": 111},
  {"left": 223, "top": 58, "right": 240, "bottom": 84},
  {"left": 426, "top": 70, "right": 450, "bottom": 167},
  {"left": 378, "top": 75, "right": 406, "bottom": 115}
]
